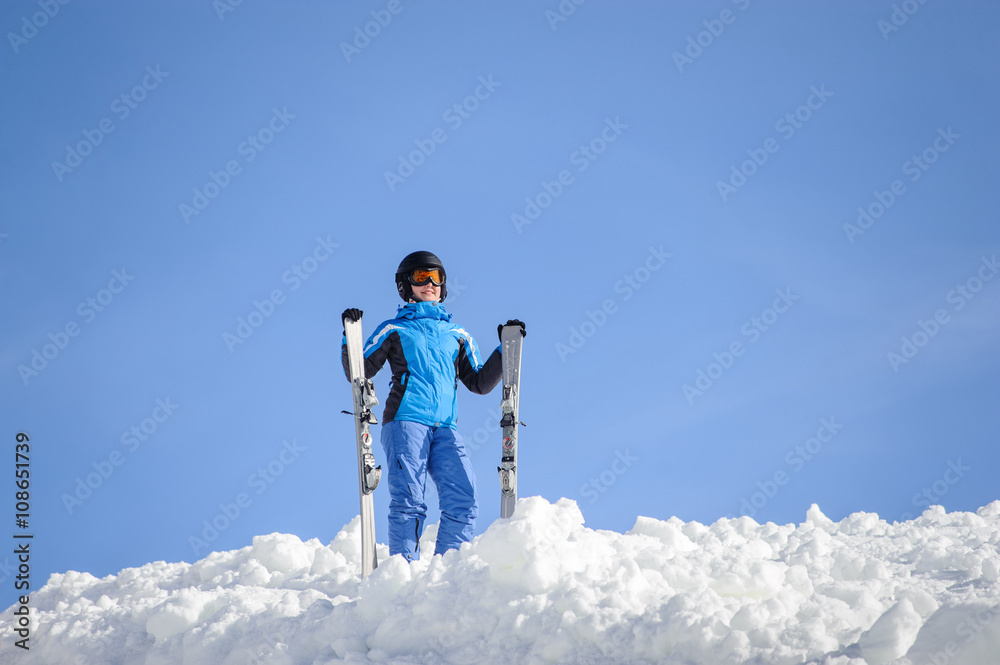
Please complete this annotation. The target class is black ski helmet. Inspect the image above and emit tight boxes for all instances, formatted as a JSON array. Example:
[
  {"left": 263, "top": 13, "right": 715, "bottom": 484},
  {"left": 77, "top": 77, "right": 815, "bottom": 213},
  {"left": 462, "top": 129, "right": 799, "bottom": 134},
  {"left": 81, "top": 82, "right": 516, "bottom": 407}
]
[{"left": 395, "top": 250, "right": 447, "bottom": 302}]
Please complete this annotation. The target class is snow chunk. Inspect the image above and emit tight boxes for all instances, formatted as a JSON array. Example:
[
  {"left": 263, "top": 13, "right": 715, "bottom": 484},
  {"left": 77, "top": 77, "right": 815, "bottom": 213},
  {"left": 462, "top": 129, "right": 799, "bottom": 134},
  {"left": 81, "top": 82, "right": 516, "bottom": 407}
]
[
  {"left": 628, "top": 515, "right": 698, "bottom": 552},
  {"left": 145, "top": 588, "right": 218, "bottom": 640},
  {"left": 900, "top": 601, "right": 1000, "bottom": 665},
  {"left": 476, "top": 496, "right": 587, "bottom": 592},
  {"left": 807, "top": 503, "right": 836, "bottom": 530},
  {"left": 978, "top": 500, "right": 1000, "bottom": 518},
  {"left": 249, "top": 532, "right": 315, "bottom": 577},
  {"left": 859, "top": 598, "right": 923, "bottom": 664}
]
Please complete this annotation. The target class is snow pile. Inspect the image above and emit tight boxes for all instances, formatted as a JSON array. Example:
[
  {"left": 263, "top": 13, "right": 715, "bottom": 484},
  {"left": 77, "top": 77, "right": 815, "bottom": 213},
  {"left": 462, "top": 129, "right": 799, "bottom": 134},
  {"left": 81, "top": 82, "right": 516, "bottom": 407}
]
[{"left": 4, "top": 497, "right": 1000, "bottom": 665}]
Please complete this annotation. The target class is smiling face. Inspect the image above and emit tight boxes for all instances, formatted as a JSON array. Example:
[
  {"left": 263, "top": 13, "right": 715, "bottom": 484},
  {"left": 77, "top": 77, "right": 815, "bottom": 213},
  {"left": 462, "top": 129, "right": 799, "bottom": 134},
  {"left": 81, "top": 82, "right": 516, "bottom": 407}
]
[
  {"left": 410, "top": 282, "right": 441, "bottom": 302},
  {"left": 405, "top": 266, "right": 444, "bottom": 303}
]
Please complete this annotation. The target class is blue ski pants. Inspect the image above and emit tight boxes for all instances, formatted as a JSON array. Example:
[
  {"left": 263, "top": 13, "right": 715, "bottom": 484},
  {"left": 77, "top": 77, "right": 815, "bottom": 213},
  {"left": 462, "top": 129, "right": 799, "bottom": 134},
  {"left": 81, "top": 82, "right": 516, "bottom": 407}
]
[{"left": 380, "top": 420, "right": 477, "bottom": 560}]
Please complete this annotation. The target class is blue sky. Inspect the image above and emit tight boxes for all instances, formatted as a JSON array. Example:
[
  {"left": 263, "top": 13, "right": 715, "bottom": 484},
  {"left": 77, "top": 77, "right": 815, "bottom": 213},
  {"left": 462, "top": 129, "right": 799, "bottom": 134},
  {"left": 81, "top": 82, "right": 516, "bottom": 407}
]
[{"left": 2, "top": 1, "right": 998, "bottom": 609}]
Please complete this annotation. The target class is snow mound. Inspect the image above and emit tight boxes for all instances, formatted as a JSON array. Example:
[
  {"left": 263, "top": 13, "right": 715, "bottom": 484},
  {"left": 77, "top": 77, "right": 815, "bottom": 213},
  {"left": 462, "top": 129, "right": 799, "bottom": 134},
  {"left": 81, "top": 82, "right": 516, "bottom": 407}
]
[{"left": 4, "top": 497, "right": 1000, "bottom": 664}]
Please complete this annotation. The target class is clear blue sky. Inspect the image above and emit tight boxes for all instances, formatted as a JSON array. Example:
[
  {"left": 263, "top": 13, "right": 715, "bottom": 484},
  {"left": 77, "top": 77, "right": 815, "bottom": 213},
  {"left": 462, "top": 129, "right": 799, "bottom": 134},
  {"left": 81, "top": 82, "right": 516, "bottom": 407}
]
[{"left": 2, "top": 1, "right": 998, "bottom": 610}]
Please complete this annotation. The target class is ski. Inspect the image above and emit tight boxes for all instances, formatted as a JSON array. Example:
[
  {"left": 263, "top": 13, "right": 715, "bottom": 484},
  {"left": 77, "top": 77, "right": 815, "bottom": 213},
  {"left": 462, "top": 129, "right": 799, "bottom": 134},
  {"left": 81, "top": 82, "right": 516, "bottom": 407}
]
[
  {"left": 343, "top": 316, "right": 381, "bottom": 577},
  {"left": 498, "top": 324, "right": 524, "bottom": 519}
]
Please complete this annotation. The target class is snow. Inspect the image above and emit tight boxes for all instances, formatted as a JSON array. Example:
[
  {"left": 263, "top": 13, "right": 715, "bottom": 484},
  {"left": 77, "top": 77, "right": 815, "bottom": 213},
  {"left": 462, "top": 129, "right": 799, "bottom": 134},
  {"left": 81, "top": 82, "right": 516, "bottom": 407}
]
[{"left": 4, "top": 497, "right": 1000, "bottom": 664}]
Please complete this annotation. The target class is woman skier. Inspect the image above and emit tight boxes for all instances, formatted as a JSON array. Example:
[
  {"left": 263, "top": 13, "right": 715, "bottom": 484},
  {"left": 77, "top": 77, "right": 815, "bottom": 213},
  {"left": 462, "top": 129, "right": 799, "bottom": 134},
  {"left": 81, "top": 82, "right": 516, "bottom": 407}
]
[{"left": 342, "top": 250, "right": 524, "bottom": 560}]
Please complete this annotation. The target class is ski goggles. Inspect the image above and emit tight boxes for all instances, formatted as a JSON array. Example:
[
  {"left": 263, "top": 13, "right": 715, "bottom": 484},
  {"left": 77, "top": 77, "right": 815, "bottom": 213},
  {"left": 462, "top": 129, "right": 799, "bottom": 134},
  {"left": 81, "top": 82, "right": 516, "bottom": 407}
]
[{"left": 407, "top": 268, "right": 445, "bottom": 286}]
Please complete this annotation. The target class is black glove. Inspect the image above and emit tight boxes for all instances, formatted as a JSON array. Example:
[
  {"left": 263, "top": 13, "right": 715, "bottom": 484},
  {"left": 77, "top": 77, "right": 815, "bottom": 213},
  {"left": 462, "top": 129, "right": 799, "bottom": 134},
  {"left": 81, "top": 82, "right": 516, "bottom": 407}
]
[
  {"left": 342, "top": 308, "right": 363, "bottom": 326},
  {"left": 498, "top": 319, "right": 526, "bottom": 341}
]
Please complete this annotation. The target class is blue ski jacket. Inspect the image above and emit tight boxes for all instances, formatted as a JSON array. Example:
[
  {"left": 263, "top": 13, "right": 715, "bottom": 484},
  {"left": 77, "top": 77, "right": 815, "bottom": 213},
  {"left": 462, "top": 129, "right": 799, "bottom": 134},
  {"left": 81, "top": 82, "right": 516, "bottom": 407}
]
[{"left": 342, "top": 301, "right": 502, "bottom": 429}]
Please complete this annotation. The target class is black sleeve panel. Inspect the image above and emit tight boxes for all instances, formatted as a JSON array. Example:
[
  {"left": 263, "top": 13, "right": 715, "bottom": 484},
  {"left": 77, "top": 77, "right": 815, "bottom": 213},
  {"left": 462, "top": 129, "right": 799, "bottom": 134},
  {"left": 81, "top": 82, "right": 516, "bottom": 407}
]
[
  {"left": 341, "top": 328, "right": 395, "bottom": 381},
  {"left": 343, "top": 329, "right": 408, "bottom": 423},
  {"left": 457, "top": 343, "right": 502, "bottom": 395},
  {"left": 363, "top": 331, "right": 394, "bottom": 379},
  {"left": 341, "top": 340, "right": 351, "bottom": 380}
]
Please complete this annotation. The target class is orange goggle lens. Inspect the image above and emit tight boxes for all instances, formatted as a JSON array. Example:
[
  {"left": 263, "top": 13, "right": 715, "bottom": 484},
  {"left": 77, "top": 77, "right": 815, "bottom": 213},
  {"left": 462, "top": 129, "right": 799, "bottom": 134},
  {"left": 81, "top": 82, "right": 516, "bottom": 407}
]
[{"left": 408, "top": 268, "right": 444, "bottom": 286}]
